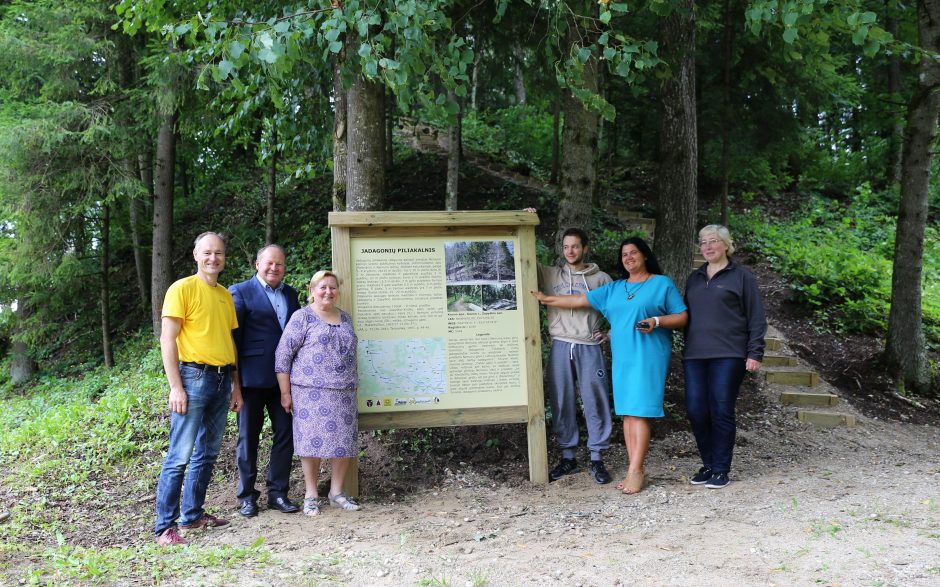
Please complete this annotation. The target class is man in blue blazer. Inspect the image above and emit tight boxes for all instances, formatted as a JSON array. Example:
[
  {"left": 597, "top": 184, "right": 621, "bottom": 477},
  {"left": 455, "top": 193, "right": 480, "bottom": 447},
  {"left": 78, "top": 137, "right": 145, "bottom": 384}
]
[{"left": 230, "top": 244, "right": 302, "bottom": 516}]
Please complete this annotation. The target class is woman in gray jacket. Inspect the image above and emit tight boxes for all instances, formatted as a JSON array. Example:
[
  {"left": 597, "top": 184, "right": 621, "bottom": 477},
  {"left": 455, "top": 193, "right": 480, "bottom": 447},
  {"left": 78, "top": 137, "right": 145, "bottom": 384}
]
[{"left": 683, "top": 225, "right": 767, "bottom": 489}]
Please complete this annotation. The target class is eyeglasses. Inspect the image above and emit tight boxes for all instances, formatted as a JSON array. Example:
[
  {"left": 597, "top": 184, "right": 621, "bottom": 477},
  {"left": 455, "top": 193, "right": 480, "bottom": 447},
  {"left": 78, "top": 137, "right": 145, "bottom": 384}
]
[{"left": 699, "top": 239, "right": 722, "bottom": 247}]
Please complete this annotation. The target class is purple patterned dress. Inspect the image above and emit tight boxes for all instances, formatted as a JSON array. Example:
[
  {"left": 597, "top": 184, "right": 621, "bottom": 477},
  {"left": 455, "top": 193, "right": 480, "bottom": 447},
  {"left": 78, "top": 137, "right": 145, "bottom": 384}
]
[{"left": 274, "top": 306, "right": 358, "bottom": 459}]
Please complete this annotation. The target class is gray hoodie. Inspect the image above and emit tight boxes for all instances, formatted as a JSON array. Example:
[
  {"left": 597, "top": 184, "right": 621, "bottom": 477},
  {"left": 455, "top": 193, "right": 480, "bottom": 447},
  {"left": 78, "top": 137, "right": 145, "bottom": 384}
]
[{"left": 538, "top": 262, "right": 612, "bottom": 344}]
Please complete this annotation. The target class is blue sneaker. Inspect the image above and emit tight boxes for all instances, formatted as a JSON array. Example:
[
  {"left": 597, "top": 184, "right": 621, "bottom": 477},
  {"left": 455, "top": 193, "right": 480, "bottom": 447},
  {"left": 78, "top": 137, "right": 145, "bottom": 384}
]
[
  {"left": 690, "top": 466, "right": 713, "bottom": 485},
  {"left": 705, "top": 472, "right": 730, "bottom": 489}
]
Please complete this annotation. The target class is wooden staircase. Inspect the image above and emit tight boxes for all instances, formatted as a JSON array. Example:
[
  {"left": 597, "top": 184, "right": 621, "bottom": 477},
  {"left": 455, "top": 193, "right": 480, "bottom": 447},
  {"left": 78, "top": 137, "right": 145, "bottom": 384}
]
[{"left": 762, "top": 331, "right": 858, "bottom": 428}]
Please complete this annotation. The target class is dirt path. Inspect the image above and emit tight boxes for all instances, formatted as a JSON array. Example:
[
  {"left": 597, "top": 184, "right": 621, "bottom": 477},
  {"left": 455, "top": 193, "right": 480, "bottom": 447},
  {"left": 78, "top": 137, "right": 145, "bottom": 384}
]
[{"left": 185, "top": 328, "right": 940, "bottom": 587}]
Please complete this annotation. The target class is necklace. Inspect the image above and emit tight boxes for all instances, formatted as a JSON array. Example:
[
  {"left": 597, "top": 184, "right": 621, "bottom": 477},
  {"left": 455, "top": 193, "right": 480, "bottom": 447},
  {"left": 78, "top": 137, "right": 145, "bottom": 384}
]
[{"left": 624, "top": 274, "right": 651, "bottom": 301}]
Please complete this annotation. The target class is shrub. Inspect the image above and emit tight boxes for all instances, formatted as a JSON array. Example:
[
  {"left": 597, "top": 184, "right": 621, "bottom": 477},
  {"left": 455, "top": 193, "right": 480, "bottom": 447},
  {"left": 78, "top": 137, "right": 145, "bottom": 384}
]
[
  {"left": 460, "top": 106, "right": 554, "bottom": 177},
  {"left": 734, "top": 188, "right": 939, "bottom": 346}
]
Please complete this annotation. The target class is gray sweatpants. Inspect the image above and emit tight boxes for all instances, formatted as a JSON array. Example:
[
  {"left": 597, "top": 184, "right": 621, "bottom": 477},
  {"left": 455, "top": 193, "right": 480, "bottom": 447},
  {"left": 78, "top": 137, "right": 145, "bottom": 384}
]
[{"left": 545, "top": 340, "right": 612, "bottom": 461}]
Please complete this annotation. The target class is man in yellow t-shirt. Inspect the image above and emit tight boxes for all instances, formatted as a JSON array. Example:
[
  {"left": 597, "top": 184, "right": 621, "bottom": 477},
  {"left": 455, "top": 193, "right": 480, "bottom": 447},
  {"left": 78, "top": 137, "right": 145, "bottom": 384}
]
[{"left": 154, "top": 231, "right": 244, "bottom": 547}]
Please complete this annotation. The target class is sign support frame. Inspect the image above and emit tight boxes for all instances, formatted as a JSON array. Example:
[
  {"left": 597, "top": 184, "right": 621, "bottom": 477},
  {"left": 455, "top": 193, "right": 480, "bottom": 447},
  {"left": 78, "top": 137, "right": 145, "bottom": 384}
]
[{"left": 328, "top": 210, "right": 547, "bottom": 488}]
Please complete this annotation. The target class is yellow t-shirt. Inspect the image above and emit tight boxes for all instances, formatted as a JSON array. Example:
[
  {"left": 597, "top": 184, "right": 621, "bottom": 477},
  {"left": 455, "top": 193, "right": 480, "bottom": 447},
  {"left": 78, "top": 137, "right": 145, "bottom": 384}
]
[{"left": 162, "top": 275, "right": 238, "bottom": 366}]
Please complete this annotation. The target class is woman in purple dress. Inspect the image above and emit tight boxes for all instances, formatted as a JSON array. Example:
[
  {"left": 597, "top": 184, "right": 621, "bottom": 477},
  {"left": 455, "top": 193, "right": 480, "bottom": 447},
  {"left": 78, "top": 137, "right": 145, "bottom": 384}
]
[{"left": 275, "top": 270, "right": 360, "bottom": 516}]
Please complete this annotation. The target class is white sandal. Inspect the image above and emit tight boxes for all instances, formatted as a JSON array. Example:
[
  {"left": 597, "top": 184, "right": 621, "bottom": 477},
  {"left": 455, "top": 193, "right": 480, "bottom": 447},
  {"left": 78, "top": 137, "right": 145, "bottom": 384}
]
[
  {"left": 303, "top": 497, "right": 321, "bottom": 516},
  {"left": 328, "top": 492, "right": 360, "bottom": 511}
]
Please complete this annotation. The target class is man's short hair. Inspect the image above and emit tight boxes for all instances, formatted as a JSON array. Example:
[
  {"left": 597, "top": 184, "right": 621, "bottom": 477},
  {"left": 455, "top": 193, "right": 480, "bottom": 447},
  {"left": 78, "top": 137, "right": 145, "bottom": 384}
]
[
  {"left": 256, "top": 244, "right": 286, "bottom": 261},
  {"left": 193, "top": 231, "right": 226, "bottom": 251},
  {"left": 562, "top": 227, "right": 589, "bottom": 248}
]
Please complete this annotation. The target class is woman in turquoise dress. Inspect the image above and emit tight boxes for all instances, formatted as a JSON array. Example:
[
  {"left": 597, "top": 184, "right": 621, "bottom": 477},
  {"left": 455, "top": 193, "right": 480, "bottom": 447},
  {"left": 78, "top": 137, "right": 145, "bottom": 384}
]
[{"left": 532, "top": 237, "right": 687, "bottom": 494}]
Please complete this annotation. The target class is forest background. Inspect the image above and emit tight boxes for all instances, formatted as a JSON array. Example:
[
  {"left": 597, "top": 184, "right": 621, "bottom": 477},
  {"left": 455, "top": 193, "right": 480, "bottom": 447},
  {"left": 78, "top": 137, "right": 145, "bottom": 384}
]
[{"left": 0, "top": 0, "right": 939, "bottom": 583}]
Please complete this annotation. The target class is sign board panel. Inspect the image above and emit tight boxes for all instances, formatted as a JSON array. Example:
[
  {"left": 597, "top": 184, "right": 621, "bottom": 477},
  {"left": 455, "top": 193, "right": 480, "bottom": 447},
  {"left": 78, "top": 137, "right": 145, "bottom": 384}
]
[
  {"left": 352, "top": 236, "right": 526, "bottom": 412},
  {"left": 329, "top": 210, "right": 547, "bottom": 483}
]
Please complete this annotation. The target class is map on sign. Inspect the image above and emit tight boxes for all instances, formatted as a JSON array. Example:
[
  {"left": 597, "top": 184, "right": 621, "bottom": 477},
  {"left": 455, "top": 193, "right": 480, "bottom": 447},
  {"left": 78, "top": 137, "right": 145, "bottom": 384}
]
[{"left": 358, "top": 338, "right": 447, "bottom": 397}]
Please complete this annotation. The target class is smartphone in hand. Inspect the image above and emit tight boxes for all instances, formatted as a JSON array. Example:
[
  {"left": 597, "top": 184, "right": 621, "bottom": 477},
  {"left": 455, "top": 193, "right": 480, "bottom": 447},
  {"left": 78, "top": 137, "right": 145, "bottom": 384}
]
[{"left": 635, "top": 321, "right": 650, "bottom": 330}]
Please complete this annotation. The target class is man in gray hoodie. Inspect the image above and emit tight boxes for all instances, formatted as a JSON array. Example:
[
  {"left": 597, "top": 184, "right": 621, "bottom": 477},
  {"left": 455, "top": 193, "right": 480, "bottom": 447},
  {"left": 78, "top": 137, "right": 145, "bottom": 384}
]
[{"left": 538, "top": 228, "right": 613, "bottom": 484}]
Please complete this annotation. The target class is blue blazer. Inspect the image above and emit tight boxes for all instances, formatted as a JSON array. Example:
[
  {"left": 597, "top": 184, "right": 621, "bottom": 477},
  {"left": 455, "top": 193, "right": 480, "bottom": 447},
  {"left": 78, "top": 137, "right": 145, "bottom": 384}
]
[{"left": 230, "top": 277, "right": 302, "bottom": 389}]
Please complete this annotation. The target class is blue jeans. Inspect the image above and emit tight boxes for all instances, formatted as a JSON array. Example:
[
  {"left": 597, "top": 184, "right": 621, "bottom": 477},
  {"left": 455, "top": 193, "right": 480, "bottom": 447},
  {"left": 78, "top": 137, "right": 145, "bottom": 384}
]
[
  {"left": 683, "top": 358, "right": 746, "bottom": 475},
  {"left": 155, "top": 364, "right": 231, "bottom": 535}
]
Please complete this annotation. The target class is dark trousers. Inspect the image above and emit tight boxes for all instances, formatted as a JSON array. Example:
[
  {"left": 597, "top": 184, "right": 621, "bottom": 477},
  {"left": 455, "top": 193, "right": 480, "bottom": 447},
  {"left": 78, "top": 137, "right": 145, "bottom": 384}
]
[
  {"left": 236, "top": 386, "right": 294, "bottom": 501},
  {"left": 683, "top": 358, "right": 746, "bottom": 475}
]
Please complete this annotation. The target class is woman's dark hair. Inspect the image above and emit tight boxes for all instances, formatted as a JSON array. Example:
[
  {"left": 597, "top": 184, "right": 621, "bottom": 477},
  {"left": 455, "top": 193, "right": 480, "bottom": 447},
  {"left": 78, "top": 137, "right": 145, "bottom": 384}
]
[{"left": 619, "top": 237, "right": 663, "bottom": 278}]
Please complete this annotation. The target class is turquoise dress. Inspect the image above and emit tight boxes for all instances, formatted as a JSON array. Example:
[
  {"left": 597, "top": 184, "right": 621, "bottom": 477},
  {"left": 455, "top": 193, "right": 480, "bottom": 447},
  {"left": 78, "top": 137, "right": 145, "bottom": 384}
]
[{"left": 586, "top": 275, "right": 687, "bottom": 417}]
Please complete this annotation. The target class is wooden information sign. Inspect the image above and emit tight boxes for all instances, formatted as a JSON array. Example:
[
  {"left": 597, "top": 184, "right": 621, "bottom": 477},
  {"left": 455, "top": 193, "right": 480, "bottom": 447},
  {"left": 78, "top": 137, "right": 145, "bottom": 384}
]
[{"left": 329, "top": 210, "right": 548, "bottom": 485}]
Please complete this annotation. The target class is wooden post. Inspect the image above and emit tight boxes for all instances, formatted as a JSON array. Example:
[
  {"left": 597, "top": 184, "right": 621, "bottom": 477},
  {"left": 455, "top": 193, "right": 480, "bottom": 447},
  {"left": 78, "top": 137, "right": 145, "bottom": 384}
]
[{"left": 519, "top": 224, "right": 548, "bottom": 483}]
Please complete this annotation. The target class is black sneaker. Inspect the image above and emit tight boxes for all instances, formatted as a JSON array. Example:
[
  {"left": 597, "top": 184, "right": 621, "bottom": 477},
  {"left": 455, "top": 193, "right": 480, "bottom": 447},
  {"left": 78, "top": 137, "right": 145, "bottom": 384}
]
[
  {"left": 589, "top": 460, "right": 612, "bottom": 484},
  {"left": 705, "top": 472, "right": 730, "bottom": 489},
  {"left": 690, "top": 466, "right": 713, "bottom": 485},
  {"left": 549, "top": 458, "right": 578, "bottom": 482}
]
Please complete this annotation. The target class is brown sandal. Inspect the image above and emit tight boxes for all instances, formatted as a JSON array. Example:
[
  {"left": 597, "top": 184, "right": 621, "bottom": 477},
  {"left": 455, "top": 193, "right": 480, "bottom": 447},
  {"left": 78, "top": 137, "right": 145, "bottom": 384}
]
[{"left": 619, "top": 471, "right": 648, "bottom": 495}]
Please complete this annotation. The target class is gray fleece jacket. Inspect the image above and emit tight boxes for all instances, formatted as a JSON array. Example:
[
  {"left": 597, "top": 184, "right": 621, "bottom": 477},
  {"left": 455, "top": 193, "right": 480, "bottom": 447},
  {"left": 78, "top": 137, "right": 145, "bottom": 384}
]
[{"left": 538, "top": 262, "right": 612, "bottom": 345}]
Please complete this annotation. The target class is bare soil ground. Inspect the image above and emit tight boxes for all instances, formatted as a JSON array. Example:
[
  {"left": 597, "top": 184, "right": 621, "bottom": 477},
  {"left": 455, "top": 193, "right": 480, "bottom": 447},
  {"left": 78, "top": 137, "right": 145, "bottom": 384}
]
[{"left": 183, "top": 362, "right": 940, "bottom": 586}]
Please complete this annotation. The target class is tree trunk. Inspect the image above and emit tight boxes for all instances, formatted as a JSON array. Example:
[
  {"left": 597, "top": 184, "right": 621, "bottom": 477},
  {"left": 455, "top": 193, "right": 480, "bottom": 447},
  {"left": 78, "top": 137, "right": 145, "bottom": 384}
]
[
  {"left": 346, "top": 32, "right": 386, "bottom": 211},
  {"left": 125, "top": 158, "right": 149, "bottom": 310},
  {"left": 656, "top": 0, "right": 698, "bottom": 291},
  {"left": 446, "top": 89, "right": 461, "bottom": 211},
  {"left": 885, "top": 0, "right": 940, "bottom": 394},
  {"left": 551, "top": 98, "right": 561, "bottom": 185},
  {"left": 179, "top": 157, "right": 189, "bottom": 201},
  {"left": 332, "top": 56, "right": 348, "bottom": 212},
  {"left": 265, "top": 123, "right": 277, "bottom": 244},
  {"left": 386, "top": 86, "right": 395, "bottom": 171},
  {"left": 99, "top": 203, "right": 114, "bottom": 369},
  {"left": 886, "top": 6, "right": 903, "bottom": 185},
  {"left": 10, "top": 303, "right": 35, "bottom": 385},
  {"left": 471, "top": 33, "right": 483, "bottom": 111},
  {"left": 596, "top": 65, "right": 607, "bottom": 206},
  {"left": 555, "top": 4, "right": 599, "bottom": 255},
  {"left": 607, "top": 93, "right": 617, "bottom": 186},
  {"left": 513, "top": 41, "right": 526, "bottom": 104},
  {"left": 719, "top": 0, "right": 734, "bottom": 227},
  {"left": 139, "top": 150, "right": 154, "bottom": 196},
  {"left": 151, "top": 112, "right": 177, "bottom": 337}
]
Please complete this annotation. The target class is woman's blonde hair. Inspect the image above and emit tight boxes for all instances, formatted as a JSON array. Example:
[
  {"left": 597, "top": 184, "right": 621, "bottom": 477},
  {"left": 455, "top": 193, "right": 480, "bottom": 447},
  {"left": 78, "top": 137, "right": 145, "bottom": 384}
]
[
  {"left": 307, "top": 270, "right": 340, "bottom": 303},
  {"left": 698, "top": 224, "right": 735, "bottom": 255}
]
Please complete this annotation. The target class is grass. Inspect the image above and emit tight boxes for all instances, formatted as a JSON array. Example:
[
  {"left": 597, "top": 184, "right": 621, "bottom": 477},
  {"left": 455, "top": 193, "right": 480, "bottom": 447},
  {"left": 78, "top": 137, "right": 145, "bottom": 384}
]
[
  {"left": 467, "top": 570, "right": 490, "bottom": 586},
  {"left": 416, "top": 575, "right": 450, "bottom": 587},
  {"left": 0, "top": 332, "right": 279, "bottom": 585},
  {"left": 5, "top": 539, "right": 271, "bottom": 586}
]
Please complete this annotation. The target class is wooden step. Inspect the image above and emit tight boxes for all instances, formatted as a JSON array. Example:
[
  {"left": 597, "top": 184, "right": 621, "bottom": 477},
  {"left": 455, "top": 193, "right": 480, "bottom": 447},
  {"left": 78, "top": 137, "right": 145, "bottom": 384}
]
[
  {"left": 765, "top": 370, "right": 819, "bottom": 387},
  {"left": 780, "top": 391, "right": 838, "bottom": 406},
  {"left": 765, "top": 337, "right": 784, "bottom": 351},
  {"left": 621, "top": 219, "right": 656, "bottom": 237},
  {"left": 691, "top": 258, "right": 706, "bottom": 269},
  {"left": 617, "top": 210, "right": 644, "bottom": 219},
  {"left": 763, "top": 355, "right": 797, "bottom": 367},
  {"left": 619, "top": 216, "right": 656, "bottom": 227},
  {"left": 797, "top": 411, "right": 857, "bottom": 428}
]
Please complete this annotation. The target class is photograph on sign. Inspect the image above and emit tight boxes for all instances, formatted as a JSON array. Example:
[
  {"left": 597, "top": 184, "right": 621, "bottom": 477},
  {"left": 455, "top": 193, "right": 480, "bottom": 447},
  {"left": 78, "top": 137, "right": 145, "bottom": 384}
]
[{"left": 351, "top": 236, "right": 527, "bottom": 412}]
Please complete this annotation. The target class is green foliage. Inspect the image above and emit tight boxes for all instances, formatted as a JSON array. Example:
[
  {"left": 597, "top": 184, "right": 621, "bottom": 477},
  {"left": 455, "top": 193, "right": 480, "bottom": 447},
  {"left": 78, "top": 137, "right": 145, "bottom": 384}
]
[
  {"left": 459, "top": 106, "right": 554, "bottom": 177},
  {"left": 745, "top": 0, "right": 893, "bottom": 57},
  {"left": 734, "top": 189, "right": 940, "bottom": 345},
  {"left": 0, "top": 338, "right": 167, "bottom": 500},
  {"left": 286, "top": 221, "right": 334, "bottom": 290}
]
